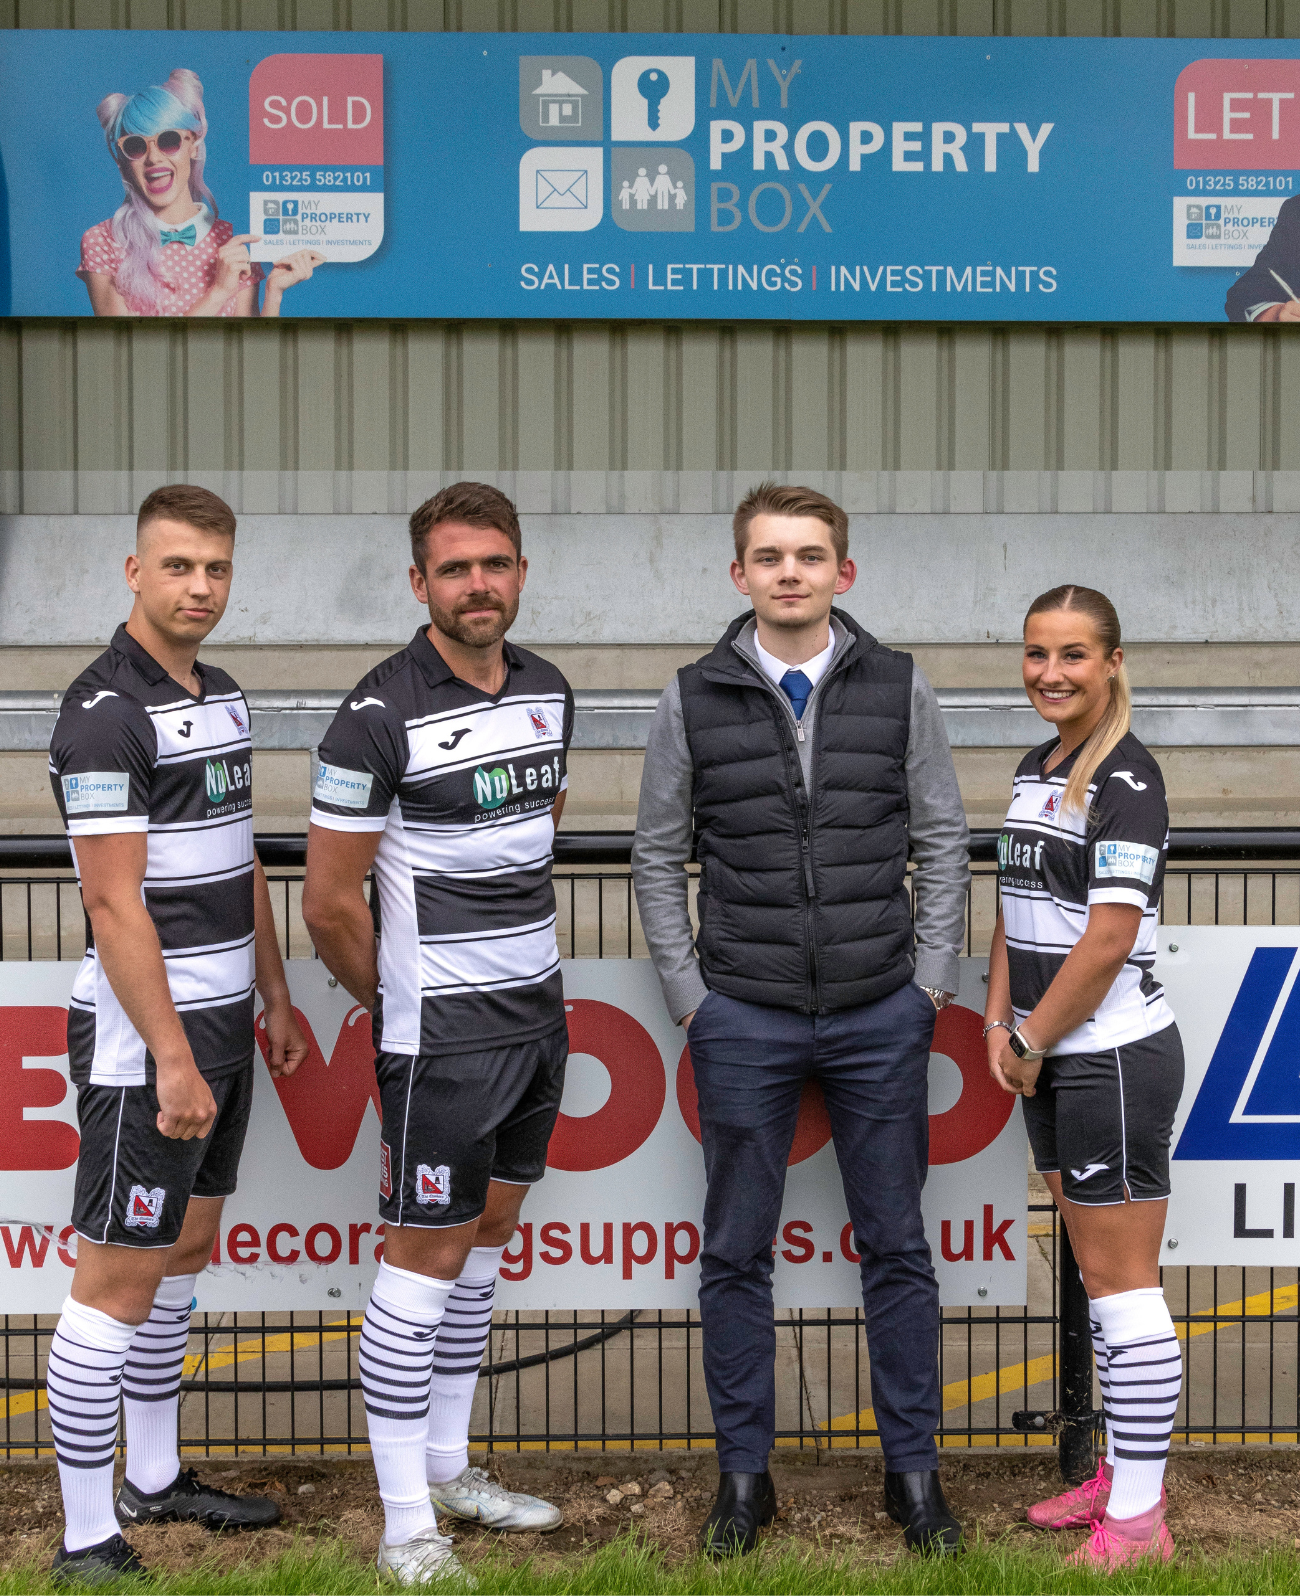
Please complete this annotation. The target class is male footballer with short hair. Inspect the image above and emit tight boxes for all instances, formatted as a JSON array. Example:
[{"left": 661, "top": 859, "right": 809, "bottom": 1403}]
[
  {"left": 303, "top": 481, "right": 573, "bottom": 1586},
  {"left": 46, "top": 484, "right": 308, "bottom": 1586}
]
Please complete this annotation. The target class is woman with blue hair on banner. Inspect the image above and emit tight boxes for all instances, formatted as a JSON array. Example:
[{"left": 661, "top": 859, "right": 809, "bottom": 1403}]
[{"left": 79, "top": 69, "right": 323, "bottom": 317}]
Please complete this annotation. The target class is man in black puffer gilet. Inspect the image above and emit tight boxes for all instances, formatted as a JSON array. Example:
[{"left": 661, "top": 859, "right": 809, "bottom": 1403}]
[
  {"left": 680, "top": 610, "right": 914, "bottom": 1012},
  {"left": 633, "top": 484, "right": 970, "bottom": 1558}
]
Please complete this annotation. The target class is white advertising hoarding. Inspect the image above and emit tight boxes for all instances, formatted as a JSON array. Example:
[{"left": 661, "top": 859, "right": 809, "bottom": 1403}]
[
  {"left": 0, "top": 959, "right": 1025, "bottom": 1313},
  {"left": 1160, "top": 927, "right": 1300, "bottom": 1265}
]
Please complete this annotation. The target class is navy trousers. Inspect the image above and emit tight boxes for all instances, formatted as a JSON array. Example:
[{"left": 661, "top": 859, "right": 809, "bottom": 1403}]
[{"left": 687, "top": 979, "right": 942, "bottom": 1474}]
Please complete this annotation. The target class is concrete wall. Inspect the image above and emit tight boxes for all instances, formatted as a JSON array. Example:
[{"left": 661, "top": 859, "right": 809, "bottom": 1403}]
[
  {"left": 5, "top": 491, "right": 1299, "bottom": 833},
  {"left": 7, "top": 502, "right": 1300, "bottom": 647}
]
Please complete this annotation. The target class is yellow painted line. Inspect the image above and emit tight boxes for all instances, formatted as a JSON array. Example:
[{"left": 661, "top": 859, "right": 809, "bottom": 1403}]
[
  {"left": 823, "top": 1279, "right": 1299, "bottom": 1449},
  {"left": 2, "top": 1322, "right": 356, "bottom": 1426}
]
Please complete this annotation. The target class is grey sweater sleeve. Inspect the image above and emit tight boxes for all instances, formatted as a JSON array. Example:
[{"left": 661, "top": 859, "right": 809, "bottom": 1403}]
[
  {"left": 907, "top": 664, "right": 971, "bottom": 995},
  {"left": 631, "top": 678, "right": 710, "bottom": 1024}
]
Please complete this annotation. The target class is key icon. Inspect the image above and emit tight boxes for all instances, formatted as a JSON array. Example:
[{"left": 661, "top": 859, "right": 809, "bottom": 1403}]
[{"left": 637, "top": 68, "right": 669, "bottom": 131}]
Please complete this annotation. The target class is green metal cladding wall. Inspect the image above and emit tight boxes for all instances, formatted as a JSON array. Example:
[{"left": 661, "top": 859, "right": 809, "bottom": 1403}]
[{"left": 3, "top": 0, "right": 1299, "bottom": 491}]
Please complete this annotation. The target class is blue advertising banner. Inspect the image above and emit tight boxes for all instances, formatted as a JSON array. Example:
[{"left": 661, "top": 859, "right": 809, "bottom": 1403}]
[{"left": 2, "top": 31, "right": 1299, "bottom": 321}]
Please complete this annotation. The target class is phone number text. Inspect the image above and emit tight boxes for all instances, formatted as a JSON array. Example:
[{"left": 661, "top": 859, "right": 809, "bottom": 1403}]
[
  {"left": 259, "top": 169, "right": 376, "bottom": 187},
  {"left": 1184, "top": 174, "right": 1295, "bottom": 192}
]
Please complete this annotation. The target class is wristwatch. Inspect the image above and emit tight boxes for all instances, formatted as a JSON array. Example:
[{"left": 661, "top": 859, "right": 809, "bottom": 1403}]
[
  {"left": 919, "top": 985, "right": 954, "bottom": 1010},
  {"left": 1008, "top": 1025, "right": 1046, "bottom": 1063}
]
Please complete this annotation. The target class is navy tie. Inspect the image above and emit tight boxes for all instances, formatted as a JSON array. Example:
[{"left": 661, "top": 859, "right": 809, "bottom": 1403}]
[{"left": 780, "top": 668, "right": 813, "bottom": 720}]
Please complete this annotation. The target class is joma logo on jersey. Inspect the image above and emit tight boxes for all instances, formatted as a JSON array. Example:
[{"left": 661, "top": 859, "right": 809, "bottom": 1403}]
[
  {"left": 1176, "top": 945, "right": 1300, "bottom": 1161},
  {"left": 205, "top": 759, "right": 229, "bottom": 804},
  {"left": 125, "top": 1184, "right": 165, "bottom": 1229},
  {"left": 474, "top": 765, "right": 511, "bottom": 809}
]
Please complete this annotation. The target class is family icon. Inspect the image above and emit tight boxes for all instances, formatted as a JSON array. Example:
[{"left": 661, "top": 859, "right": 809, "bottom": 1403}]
[{"left": 618, "top": 164, "right": 688, "bottom": 212}]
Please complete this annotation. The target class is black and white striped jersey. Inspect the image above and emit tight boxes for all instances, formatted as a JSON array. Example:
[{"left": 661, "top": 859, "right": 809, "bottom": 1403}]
[
  {"left": 998, "top": 731, "right": 1175, "bottom": 1054},
  {"left": 310, "top": 628, "right": 574, "bottom": 1057},
  {"left": 48, "top": 625, "right": 256, "bottom": 1088}
]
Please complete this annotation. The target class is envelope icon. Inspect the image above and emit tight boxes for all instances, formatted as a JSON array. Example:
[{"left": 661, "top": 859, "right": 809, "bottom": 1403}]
[
  {"left": 536, "top": 167, "right": 588, "bottom": 209},
  {"left": 520, "top": 147, "right": 602, "bottom": 231}
]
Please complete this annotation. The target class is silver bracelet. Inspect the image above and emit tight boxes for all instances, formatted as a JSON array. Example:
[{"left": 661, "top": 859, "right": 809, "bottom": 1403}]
[{"left": 982, "top": 1020, "right": 1013, "bottom": 1039}]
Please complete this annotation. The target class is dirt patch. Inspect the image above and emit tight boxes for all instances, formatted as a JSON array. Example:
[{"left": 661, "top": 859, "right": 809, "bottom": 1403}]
[{"left": 4, "top": 1448, "right": 1300, "bottom": 1573}]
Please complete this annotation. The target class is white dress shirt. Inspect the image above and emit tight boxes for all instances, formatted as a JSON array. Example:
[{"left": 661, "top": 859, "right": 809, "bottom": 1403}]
[{"left": 752, "top": 631, "right": 836, "bottom": 693}]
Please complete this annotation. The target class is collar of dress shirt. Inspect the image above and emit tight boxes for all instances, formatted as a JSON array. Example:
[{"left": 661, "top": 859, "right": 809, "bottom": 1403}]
[{"left": 752, "top": 628, "right": 836, "bottom": 692}]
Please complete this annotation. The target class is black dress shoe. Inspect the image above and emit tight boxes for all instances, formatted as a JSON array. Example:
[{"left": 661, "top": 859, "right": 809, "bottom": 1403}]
[
  {"left": 883, "top": 1469, "right": 963, "bottom": 1556},
  {"left": 701, "top": 1470, "right": 777, "bottom": 1557}
]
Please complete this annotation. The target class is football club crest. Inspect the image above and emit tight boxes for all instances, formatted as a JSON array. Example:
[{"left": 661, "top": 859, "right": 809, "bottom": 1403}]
[
  {"left": 226, "top": 702, "right": 249, "bottom": 736},
  {"left": 415, "top": 1163, "right": 452, "bottom": 1206},
  {"left": 1039, "top": 790, "right": 1062, "bottom": 821},
  {"left": 125, "top": 1184, "right": 165, "bottom": 1229},
  {"left": 527, "top": 705, "right": 552, "bottom": 739}
]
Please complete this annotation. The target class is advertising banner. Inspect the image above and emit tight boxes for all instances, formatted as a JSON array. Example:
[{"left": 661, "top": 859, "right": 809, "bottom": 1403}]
[
  {"left": 0, "top": 958, "right": 1025, "bottom": 1313},
  {"left": 1164, "top": 927, "right": 1300, "bottom": 1266},
  {"left": 2, "top": 32, "right": 1298, "bottom": 322}
]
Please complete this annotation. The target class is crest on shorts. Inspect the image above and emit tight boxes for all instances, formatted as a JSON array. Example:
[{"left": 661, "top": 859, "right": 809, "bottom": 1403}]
[
  {"left": 125, "top": 1185, "right": 165, "bottom": 1229},
  {"left": 1039, "top": 790, "right": 1062, "bottom": 821},
  {"left": 526, "top": 705, "right": 552, "bottom": 739},
  {"left": 415, "top": 1163, "right": 452, "bottom": 1206},
  {"left": 379, "top": 1141, "right": 392, "bottom": 1200}
]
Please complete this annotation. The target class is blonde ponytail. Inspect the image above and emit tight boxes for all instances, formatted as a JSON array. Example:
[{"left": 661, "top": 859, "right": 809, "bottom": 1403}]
[
  {"left": 1024, "top": 584, "right": 1131, "bottom": 822},
  {"left": 1063, "top": 661, "right": 1131, "bottom": 820}
]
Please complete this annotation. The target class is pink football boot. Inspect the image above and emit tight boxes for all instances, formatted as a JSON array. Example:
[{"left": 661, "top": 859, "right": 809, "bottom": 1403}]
[
  {"left": 1066, "top": 1498, "right": 1174, "bottom": 1569},
  {"left": 1025, "top": 1459, "right": 1111, "bottom": 1529}
]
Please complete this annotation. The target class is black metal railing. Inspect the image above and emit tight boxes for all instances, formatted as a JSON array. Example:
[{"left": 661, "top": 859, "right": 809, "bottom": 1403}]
[{"left": 2, "top": 832, "right": 1297, "bottom": 1479}]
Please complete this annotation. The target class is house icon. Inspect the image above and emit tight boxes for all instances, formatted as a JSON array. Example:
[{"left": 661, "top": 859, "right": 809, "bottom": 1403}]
[{"left": 534, "top": 68, "right": 587, "bottom": 129}]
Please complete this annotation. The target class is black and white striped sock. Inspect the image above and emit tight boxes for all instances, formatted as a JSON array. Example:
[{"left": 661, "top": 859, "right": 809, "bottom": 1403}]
[
  {"left": 48, "top": 1296, "right": 138, "bottom": 1552},
  {"left": 123, "top": 1273, "right": 195, "bottom": 1495},
  {"left": 426, "top": 1245, "right": 504, "bottom": 1484},
  {"left": 1088, "top": 1301, "right": 1116, "bottom": 1468},
  {"left": 359, "top": 1260, "right": 455, "bottom": 1545},
  {"left": 1094, "top": 1287, "right": 1182, "bottom": 1520}
]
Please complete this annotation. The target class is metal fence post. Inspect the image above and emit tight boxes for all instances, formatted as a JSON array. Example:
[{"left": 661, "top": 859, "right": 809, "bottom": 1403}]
[{"left": 1057, "top": 1221, "right": 1099, "bottom": 1485}]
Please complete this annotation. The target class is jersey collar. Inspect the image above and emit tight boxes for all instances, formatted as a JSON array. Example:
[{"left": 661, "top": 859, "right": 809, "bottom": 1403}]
[
  {"left": 110, "top": 623, "right": 209, "bottom": 697},
  {"left": 409, "top": 625, "right": 524, "bottom": 690},
  {"left": 110, "top": 622, "right": 171, "bottom": 686},
  {"left": 1039, "top": 738, "right": 1080, "bottom": 778}
]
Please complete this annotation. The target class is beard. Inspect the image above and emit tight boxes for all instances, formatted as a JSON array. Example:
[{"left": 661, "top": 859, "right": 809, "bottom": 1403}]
[{"left": 427, "top": 590, "right": 519, "bottom": 649}]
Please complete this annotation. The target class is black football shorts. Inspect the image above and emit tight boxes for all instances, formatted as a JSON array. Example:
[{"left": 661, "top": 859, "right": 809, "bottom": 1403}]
[
  {"left": 71, "top": 1064, "right": 253, "bottom": 1249},
  {"left": 375, "top": 1025, "right": 568, "bottom": 1229},
  {"left": 1021, "top": 1023, "right": 1185, "bottom": 1206}
]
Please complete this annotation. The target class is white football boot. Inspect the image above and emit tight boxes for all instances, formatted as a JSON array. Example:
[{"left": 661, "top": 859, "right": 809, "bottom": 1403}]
[
  {"left": 376, "top": 1526, "right": 475, "bottom": 1587},
  {"left": 428, "top": 1466, "right": 563, "bottom": 1532}
]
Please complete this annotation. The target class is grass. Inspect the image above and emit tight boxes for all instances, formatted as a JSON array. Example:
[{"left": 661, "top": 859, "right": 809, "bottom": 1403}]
[{"left": 3, "top": 1533, "right": 1300, "bottom": 1595}]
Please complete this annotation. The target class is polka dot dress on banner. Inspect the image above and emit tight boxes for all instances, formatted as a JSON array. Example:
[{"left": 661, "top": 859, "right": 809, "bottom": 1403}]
[{"left": 78, "top": 217, "right": 264, "bottom": 317}]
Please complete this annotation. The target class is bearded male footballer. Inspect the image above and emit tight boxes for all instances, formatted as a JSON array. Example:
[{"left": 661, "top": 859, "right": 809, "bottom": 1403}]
[
  {"left": 303, "top": 482, "right": 573, "bottom": 1587},
  {"left": 45, "top": 485, "right": 308, "bottom": 1587}
]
